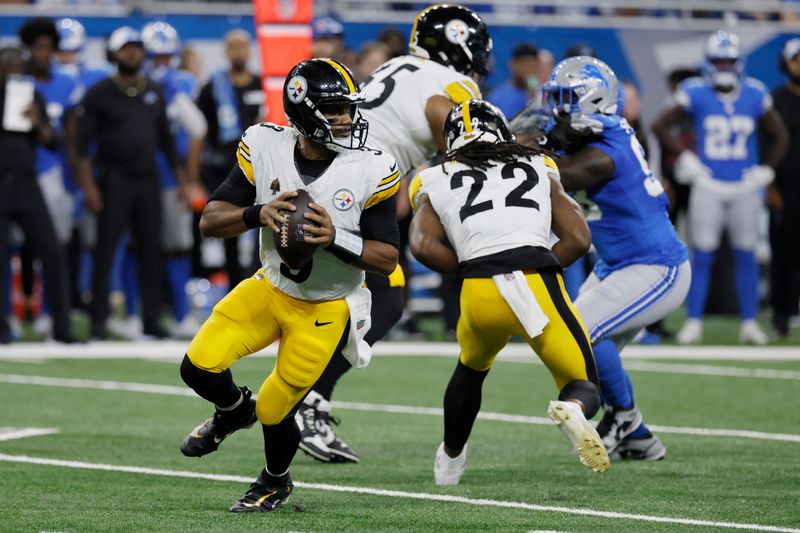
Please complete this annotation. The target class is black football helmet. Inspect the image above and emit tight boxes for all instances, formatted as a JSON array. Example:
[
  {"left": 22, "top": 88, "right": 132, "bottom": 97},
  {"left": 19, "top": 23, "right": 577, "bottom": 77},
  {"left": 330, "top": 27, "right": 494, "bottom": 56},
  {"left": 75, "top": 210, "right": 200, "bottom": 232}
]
[
  {"left": 443, "top": 99, "right": 513, "bottom": 152},
  {"left": 283, "top": 58, "right": 369, "bottom": 151},
  {"left": 409, "top": 4, "right": 492, "bottom": 77}
]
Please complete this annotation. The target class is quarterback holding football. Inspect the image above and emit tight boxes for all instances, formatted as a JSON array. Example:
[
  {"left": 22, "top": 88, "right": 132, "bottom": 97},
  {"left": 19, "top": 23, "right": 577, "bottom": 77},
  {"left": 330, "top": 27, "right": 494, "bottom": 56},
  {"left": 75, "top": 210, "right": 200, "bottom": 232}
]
[{"left": 177, "top": 58, "right": 400, "bottom": 512}]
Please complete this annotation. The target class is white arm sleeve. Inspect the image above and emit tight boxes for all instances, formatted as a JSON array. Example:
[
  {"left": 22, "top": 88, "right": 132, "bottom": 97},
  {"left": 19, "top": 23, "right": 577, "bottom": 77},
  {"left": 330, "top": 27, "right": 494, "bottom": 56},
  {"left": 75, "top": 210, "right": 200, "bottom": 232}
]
[{"left": 173, "top": 92, "right": 208, "bottom": 139}]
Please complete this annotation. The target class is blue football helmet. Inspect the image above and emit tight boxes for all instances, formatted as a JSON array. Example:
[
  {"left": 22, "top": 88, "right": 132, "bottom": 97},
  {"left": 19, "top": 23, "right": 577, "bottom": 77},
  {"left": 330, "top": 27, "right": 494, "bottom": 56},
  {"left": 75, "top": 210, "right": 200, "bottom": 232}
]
[
  {"left": 57, "top": 18, "right": 86, "bottom": 52},
  {"left": 542, "top": 55, "right": 618, "bottom": 135},
  {"left": 704, "top": 31, "right": 743, "bottom": 91}
]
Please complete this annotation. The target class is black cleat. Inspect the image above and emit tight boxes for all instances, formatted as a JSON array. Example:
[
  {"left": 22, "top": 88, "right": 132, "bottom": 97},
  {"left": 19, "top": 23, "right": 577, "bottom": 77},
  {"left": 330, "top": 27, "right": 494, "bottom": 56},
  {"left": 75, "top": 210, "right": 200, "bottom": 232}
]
[
  {"left": 229, "top": 470, "right": 293, "bottom": 513},
  {"left": 180, "top": 387, "right": 257, "bottom": 457},
  {"left": 596, "top": 405, "right": 642, "bottom": 453},
  {"left": 609, "top": 431, "right": 667, "bottom": 461},
  {"left": 319, "top": 410, "right": 359, "bottom": 463}
]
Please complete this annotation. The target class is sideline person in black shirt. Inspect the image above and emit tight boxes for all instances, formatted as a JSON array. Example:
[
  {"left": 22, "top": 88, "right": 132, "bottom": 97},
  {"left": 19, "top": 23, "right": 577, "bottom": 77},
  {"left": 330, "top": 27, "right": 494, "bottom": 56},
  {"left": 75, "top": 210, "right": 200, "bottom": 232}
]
[
  {"left": 75, "top": 27, "right": 186, "bottom": 339},
  {"left": 0, "top": 46, "right": 75, "bottom": 343},
  {"left": 196, "top": 29, "right": 263, "bottom": 287},
  {"left": 769, "top": 39, "right": 800, "bottom": 337}
]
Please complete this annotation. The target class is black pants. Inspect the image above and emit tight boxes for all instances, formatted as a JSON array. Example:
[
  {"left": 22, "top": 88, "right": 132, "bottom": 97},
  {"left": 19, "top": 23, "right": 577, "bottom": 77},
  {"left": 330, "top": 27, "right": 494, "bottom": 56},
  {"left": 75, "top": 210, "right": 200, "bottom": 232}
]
[
  {"left": 0, "top": 175, "right": 71, "bottom": 337},
  {"left": 769, "top": 205, "right": 800, "bottom": 319},
  {"left": 91, "top": 172, "right": 162, "bottom": 330}
]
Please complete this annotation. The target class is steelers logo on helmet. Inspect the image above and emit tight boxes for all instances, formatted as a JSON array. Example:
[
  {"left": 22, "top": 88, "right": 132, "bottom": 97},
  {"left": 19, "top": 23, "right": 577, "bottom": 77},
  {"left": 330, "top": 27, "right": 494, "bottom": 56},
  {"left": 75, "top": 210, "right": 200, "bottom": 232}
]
[
  {"left": 445, "top": 19, "right": 469, "bottom": 45},
  {"left": 286, "top": 76, "right": 308, "bottom": 104}
]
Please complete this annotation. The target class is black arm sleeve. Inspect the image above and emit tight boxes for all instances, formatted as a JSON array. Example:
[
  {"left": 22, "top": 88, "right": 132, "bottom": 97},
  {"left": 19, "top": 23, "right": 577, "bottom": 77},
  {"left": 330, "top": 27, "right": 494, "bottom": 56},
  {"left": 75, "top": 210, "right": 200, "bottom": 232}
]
[
  {"left": 360, "top": 195, "right": 400, "bottom": 249},
  {"left": 208, "top": 164, "right": 257, "bottom": 207}
]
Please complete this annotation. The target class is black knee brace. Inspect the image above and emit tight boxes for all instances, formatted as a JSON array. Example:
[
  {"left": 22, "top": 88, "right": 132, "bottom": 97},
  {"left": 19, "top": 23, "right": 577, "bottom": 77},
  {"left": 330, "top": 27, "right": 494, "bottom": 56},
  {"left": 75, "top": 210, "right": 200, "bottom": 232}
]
[
  {"left": 558, "top": 380, "right": 601, "bottom": 419},
  {"left": 180, "top": 354, "right": 240, "bottom": 407}
]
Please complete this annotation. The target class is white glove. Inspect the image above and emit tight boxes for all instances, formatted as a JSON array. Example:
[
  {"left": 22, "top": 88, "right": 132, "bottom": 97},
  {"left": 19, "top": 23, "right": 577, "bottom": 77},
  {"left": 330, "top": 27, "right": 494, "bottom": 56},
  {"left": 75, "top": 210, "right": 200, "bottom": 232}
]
[
  {"left": 674, "top": 151, "right": 711, "bottom": 185},
  {"left": 741, "top": 165, "right": 775, "bottom": 189}
]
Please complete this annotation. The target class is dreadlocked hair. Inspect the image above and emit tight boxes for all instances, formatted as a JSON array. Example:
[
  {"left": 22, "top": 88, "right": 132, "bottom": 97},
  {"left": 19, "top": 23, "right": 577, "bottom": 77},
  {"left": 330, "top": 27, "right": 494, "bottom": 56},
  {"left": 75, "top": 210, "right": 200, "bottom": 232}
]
[{"left": 443, "top": 141, "right": 553, "bottom": 172}]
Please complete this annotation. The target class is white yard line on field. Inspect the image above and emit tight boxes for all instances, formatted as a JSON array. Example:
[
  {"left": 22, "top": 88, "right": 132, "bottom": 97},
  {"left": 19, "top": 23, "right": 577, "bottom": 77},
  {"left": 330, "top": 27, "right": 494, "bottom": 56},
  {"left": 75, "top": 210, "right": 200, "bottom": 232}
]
[
  {"left": 2, "top": 373, "right": 799, "bottom": 444},
  {"left": 0, "top": 427, "right": 59, "bottom": 442},
  {"left": 0, "top": 453, "right": 797, "bottom": 533},
  {"left": 1, "top": 341, "right": 799, "bottom": 361}
]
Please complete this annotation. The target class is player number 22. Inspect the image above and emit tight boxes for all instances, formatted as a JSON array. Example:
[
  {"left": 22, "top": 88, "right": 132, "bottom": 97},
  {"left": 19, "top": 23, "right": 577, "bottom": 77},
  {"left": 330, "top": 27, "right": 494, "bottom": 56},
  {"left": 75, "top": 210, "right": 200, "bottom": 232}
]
[{"left": 450, "top": 162, "right": 540, "bottom": 222}]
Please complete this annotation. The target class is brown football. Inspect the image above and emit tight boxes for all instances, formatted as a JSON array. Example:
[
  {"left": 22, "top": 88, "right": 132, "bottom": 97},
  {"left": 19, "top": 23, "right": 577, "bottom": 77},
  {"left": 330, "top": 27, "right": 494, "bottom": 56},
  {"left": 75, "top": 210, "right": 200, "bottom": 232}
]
[{"left": 273, "top": 189, "right": 319, "bottom": 270}]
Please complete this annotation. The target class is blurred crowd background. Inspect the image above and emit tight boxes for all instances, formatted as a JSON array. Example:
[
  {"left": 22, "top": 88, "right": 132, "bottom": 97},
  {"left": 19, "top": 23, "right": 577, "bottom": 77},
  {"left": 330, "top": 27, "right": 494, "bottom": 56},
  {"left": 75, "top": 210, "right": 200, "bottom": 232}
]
[{"left": 0, "top": 0, "right": 798, "bottom": 344}]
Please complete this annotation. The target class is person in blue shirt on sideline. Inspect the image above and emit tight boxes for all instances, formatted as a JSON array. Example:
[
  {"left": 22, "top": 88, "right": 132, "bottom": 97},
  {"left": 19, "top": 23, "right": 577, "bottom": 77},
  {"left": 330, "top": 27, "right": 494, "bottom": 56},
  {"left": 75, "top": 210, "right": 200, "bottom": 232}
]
[
  {"left": 488, "top": 43, "right": 540, "bottom": 119},
  {"left": 119, "top": 21, "right": 205, "bottom": 339},
  {"left": 540, "top": 56, "right": 691, "bottom": 461},
  {"left": 18, "top": 17, "right": 82, "bottom": 338},
  {"left": 652, "top": 31, "right": 789, "bottom": 345}
]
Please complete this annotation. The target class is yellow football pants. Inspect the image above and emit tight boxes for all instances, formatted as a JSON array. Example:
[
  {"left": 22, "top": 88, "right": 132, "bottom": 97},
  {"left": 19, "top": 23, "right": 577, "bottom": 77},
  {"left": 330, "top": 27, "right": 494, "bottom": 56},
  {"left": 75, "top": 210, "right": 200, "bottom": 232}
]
[
  {"left": 457, "top": 269, "right": 597, "bottom": 389},
  {"left": 186, "top": 270, "right": 350, "bottom": 425}
]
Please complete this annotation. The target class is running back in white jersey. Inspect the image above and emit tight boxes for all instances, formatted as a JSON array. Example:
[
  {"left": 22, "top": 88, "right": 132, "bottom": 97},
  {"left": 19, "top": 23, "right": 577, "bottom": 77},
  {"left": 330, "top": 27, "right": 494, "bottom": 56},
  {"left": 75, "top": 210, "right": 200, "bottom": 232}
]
[
  {"left": 237, "top": 122, "right": 400, "bottom": 301},
  {"left": 360, "top": 55, "right": 482, "bottom": 174},
  {"left": 412, "top": 154, "right": 558, "bottom": 263}
]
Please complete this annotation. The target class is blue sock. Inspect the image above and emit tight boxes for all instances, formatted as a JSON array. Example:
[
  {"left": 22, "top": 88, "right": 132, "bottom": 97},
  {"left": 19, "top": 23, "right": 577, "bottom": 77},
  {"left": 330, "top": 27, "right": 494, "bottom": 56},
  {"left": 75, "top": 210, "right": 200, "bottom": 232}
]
[
  {"left": 593, "top": 339, "right": 633, "bottom": 409},
  {"left": 78, "top": 250, "right": 92, "bottom": 294},
  {"left": 732, "top": 248, "right": 758, "bottom": 320},
  {"left": 110, "top": 236, "right": 128, "bottom": 294},
  {"left": 562, "top": 256, "right": 586, "bottom": 300},
  {"left": 122, "top": 252, "right": 139, "bottom": 317},
  {"left": 687, "top": 249, "right": 715, "bottom": 319},
  {"left": 166, "top": 256, "right": 191, "bottom": 322},
  {"left": 623, "top": 373, "right": 651, "bottom": 438}
]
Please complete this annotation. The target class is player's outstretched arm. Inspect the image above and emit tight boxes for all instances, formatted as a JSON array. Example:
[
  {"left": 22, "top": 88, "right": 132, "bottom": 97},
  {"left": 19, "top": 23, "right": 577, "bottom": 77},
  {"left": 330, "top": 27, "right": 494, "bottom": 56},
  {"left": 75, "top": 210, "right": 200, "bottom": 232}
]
[
  {"left": 549, "top": 177, "right": 591, "bottom": 268},
  {"left": 409, "top": 194, "right": 458, "bottom": 277},
  {"left": 555, "top": 147, "right": 615, "bottom": 192}
]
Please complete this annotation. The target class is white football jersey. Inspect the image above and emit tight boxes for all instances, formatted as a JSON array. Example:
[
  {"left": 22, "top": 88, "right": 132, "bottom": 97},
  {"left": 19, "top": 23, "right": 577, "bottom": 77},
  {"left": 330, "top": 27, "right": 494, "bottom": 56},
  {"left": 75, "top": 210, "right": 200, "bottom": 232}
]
[
  {"left": 360, "top": 55, "right": 482, "bottom": 174},
  {"left": 413, "top": 155, "right": 558, "bottom": 264},
  {"left": 237, "top": 123, "right": 400, "bottom": 301}
]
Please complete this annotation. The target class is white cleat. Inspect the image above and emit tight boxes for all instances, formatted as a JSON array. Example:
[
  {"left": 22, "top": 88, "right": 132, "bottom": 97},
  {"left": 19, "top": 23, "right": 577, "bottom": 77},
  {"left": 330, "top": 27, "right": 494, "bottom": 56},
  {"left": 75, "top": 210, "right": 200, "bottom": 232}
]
[
  {"left": 676, "top": 319, "right": 703, "bottom": 345},
  {"left": 547, "top": 400, "right": 609, "bottom": 473},
  {"left": 171, "top": 315, "right": 201, "bottom": 339},
  {"left": 434, "top": 441, "right": 468, "bottom": 486},
  {"left": 739, "top": 319, "right": 768, "bottom": 345},
  {"left": 108, "top": 316, "right": 145, "bottom": 340},
  {"left": 32, "top": 314, "right": 52, "bottom": 337}
]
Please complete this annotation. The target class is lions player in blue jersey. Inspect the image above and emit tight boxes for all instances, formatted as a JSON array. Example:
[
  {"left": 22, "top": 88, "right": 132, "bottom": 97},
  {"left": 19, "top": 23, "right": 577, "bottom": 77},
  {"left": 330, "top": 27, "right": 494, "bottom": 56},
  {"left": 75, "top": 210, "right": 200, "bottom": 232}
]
[
  {"left": 540, "top": 57, "right": 691, "bottom": 460},
  {"left": 55, "top": 18, "right": 111, "bottom": 91},
  {"left": 141, "top": 21, "right": 207, "bottom": 338},
  {"left": 652, "top": 31, "right": 789, "bottom": 345}
]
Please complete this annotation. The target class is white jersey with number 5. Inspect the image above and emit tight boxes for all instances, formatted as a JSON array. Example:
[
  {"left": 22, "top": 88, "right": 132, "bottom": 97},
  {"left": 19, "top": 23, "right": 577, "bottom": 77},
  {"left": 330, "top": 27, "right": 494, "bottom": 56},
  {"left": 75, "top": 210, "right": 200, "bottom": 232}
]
[
  {"left": 413, "top": 155, "right": 558, "bottom": 263},
  {"left": 360, "top": 55, "right": 482, "bottom": 174}
]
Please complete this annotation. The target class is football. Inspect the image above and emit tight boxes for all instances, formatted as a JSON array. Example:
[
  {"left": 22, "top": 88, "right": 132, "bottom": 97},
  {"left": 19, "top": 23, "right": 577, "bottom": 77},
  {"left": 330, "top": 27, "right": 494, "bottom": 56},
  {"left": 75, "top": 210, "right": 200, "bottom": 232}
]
[{"left": 273, "top": 189, "right": 319, "bottom": 270}]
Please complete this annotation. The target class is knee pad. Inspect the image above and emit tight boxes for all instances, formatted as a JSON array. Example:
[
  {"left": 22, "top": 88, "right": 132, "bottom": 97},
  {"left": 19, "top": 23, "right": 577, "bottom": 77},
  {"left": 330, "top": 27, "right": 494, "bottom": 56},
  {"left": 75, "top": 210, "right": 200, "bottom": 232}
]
[
  {"left": 558, "top": 380, "right": 600, "bottom": 419},
  {"left": 256, "top": 374, "right": 300, "bottom": 426}
]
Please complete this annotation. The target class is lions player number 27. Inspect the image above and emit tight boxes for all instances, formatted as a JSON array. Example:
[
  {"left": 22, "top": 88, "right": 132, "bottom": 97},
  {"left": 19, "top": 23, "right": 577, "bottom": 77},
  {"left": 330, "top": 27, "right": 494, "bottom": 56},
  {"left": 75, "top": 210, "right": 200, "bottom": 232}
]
[
  {"left": 451, "top": 162, "right": 540, "bottom": 222},
  {"left": 702, "top": 115, "right": 754, "bottom": 160}
]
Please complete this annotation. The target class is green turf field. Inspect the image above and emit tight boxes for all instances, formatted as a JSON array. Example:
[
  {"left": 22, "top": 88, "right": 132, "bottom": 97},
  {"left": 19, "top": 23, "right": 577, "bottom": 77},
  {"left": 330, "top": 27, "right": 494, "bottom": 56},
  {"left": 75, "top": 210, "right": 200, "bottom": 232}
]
[{"left": 1, "top": 349, "right": 799, "bottom": 532}]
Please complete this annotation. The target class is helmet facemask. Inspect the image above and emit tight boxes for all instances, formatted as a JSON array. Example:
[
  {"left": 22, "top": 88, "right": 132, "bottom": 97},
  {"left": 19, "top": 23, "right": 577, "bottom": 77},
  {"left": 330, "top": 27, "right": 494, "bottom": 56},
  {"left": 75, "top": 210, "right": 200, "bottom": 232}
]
[{"left": 300, "top": 96, "right": 369, "bottom": 152}]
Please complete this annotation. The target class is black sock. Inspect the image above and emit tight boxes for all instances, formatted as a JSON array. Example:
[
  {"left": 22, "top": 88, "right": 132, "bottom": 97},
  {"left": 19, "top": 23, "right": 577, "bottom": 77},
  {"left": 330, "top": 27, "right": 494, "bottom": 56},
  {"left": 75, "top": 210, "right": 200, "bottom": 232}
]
[
  {"left": 262, "top": 417, "right": 301, "bottom": 478},
  {"left": 443, "top": 361, "right": 489, "bottom": 452},
  {"left": 180, "top": 355, "right": 241, "bottom": 408},
  {"left": 313, "top": 351, "right": 352, "bottom": 400}
]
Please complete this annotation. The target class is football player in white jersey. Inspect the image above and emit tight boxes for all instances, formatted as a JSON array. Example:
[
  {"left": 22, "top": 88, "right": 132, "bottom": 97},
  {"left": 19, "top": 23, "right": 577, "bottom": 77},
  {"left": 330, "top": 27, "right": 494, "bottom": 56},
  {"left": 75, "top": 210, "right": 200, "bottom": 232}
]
[
  {"left": 295, "top": 3, "right": 493, "bottom": 463},
  {"left": 177, "top": 58, "right": 400, "bottom": 512},
  {"left": 410, "top": 100, "right": 609, "bottom": 484}
]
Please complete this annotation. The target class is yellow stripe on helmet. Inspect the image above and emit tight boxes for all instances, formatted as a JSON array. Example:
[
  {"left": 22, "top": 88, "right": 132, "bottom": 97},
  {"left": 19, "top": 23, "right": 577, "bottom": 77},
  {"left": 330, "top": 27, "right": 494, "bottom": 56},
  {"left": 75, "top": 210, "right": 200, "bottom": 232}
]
[
  {"left": 320, "top": 58, "right": 356, "bottom": 94},
  {"left": 462, "top": 101, "right": 473, "bottom": 133},
  {"left": 409, "top": 4, "right": 442, "bottom": 48}
]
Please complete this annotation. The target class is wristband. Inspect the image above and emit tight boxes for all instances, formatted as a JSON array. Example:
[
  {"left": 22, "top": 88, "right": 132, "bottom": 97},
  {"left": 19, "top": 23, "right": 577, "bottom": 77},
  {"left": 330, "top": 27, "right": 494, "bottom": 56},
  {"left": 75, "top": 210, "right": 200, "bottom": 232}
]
[
  {"left": 327, "top": 227, "right": 363, "bottom": 263},
  {"left": 243, "top": 204, "right": 264, "bottom": 229}
]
